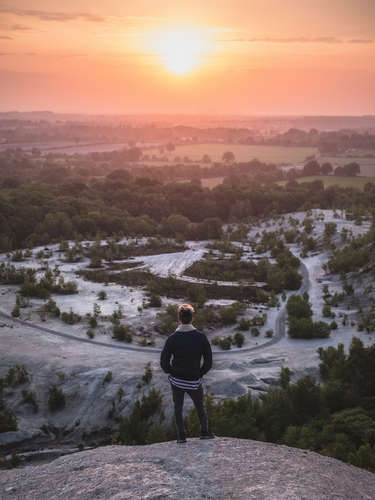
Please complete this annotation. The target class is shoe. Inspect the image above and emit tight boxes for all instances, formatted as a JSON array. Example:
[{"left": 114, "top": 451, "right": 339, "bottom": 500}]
[
  {"left": 177, "top": 438, "right": 187, "bottom": 444},
  {"left": 200, "top": 433, "right": 215, "bottom": 440}
]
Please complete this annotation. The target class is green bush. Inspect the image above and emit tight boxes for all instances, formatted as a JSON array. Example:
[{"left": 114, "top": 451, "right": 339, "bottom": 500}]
[
  {"left": 233, "top": 332, "right": 245, "bottom": 347},
  {"left": 11, "top": 303, "right": 20, "bottom": 318},
  {"left": 113, "top": 324, "right": 133, "bottom": 342},
  {"left": 21, "top": 389, "right": 38, "bottom": 413},
  {"left": 117, "top": 388, "right": 163, "bottom": 445},
  {"left": 5, "top": 365, "right": 29, "bottom": 386},
  {"left": 44, "top": 298, "right": 60, "bottom": 317},
  {"left": 251, "top": 327, "right": 260, "bottom": 337},
  {"left": 0, "top": 395, "right": 18, "bottom": 433},
  {"left": 219, "top": 336, "right": 232, "bottom": 350},
  {"left": 142, "top": 363, "right": 153, "bottom": 384},
  {"left": 147, "top": 294, "right": 162, "bottom": 308},
  {"left": 238, "top": 318, "right": 251, "bottom": 331},
  {"left": 61, "top": 309, "right": 81, "bottom": 325},
  {"left": 48, "top": 385, "right": 66, "bottom": 412}
]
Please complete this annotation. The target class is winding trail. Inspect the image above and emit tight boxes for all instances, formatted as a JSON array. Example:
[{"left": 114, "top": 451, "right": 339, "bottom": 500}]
[{"left": 0, "top": 263, "right": 310, "bottom": 357}]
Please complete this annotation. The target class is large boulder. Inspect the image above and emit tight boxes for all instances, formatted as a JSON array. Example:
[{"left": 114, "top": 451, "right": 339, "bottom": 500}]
[{"left": 1, "top": 438, "right": 374, "bottom": 499}]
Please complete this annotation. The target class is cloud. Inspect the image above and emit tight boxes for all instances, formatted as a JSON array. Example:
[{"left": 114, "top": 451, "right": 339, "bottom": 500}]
[
  {"left": 348, "top": 38, "right": 373, "bottom": 44},
  {"left": 0, "top": 52, "right": 35, "bottom": 56},
  {"left": 220, "top": 36, "right": 373, "bottom": 44},
  {"left": 11, "top": 23, "right": 33, "bottom": 30},
  {"left": 0, "top": 6, "right": 105, "bottom": 22}
]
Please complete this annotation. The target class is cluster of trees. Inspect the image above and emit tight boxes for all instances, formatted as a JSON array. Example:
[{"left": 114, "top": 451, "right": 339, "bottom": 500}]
[
  {"left": 327, "top": 228, "right": 374, "bottom": 274},
  {"left": 185, "top": 250, "right": 301, "bottom": 293},
  {"left": 287, "top": 293, "right": 331, "bottom": 339},
  {"left": 109, "top": 339, "right": 375, "bottom": 473},
  {"left": 2, "top": 169, "right": 375, "bottom": 251},
  {"left": 299, "top": 160, "right": 360, "bottom": 178},
  {"left": 19, "top": 267, "right": 78, "bottom": 300}
]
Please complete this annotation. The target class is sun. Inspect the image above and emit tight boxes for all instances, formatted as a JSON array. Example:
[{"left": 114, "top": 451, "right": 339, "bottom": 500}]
[{"left": 153, "top": 28, "right": 210, "bottom": 75}]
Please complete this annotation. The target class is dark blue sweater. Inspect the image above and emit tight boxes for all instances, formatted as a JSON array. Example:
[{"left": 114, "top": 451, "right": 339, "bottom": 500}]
[{"left": 160, "top": 328, "right": 212, "bottom": 380}]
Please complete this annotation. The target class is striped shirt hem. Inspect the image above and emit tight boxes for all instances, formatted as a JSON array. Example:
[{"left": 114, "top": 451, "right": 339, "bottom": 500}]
[{"left": 169, "top": 375, "right": 201, "bottom": 390}]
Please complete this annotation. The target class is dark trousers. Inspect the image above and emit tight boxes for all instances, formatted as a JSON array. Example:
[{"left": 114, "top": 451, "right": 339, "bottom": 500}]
[{"left": 171, "top": 383, "right": 209, "bottom": 439}]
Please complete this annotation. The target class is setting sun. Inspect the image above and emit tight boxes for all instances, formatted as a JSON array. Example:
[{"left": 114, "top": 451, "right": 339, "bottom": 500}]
[{"left": 152, "top": 28, "right": 210, "bottom": 74}]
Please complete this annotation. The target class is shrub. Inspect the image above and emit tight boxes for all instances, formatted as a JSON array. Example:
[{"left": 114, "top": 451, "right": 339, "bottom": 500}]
[
  {"left": 0, "top": 396, "right": 18, "bottom": 433},
  {"left": 103, "top": 371, "right": 112, "bottom": 384},
  {"left": 21, "top": 389, "right": 38, "bottom": 413},
  {"left": 219, "top": 303, "right": 244, "bottom": 325},
  {"left": 238, "top": 318, "right": 251, "bottom": 331},
  {"left": 61, "top": 309, "right": 81, "bottom": 325},
  {"left": 251, "top": 327, "right": 260, "bottom": 337},
  {"left": 287, "top": 294, "right": 312, "bottom": 319},
  {"left": 147, "top": 294, "right": 162, "bottom": 308},
  {"left": 86, "top": 329, "right": 95, "bottom": 339},
  {"left": 98, "top": 290, "right": 107, "bottom": 300},
  {"left": 219, "top": 336, "right": 232, "bottom": 350},
  {"left": 117, "top": 387, "right": 125, "bottom": 402},
  {"left": 44, "top": 298, "right": 60, "bottom": 317},
  {"left": 5, "top": 365, "right": 29, "bottom": 386},
  {"left": 11, "top": 303, "right": 20, "bottom": 318},
  {"left": 330, "top": 321, "right": 338, "bottom": 330},
  {"left": 142, "top": 363, "right": 153, "bottom": 384},
  {"left": 88, "top": 315, "right": 97, "bottom": 328},
  {"left": 117, "top": 388, "right": 163, "bottom": 445},
  {"left": 233, "top": 332, "right": 245, "bottom": 347},
  {"left": 322, "top": 304, "right": 334, "bottom": 318},
  {"left": 48, "top": 385, "right": 66, "bottom": 412},
  {"left": 265, "top": 329, "right": 274, "bottom": 338},
  {"left": 113, "top": 324, "right": 133, "bottom": 342}
]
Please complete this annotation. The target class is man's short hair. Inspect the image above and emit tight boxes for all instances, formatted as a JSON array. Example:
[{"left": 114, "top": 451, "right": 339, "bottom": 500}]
[{"left": 178, "top": 303, "right": 195, "bottom": 324}]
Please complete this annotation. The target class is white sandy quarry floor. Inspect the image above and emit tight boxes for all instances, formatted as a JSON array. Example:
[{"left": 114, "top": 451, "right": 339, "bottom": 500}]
[{"left": 1, "top": 210, "right": 375, "bottom": 446}]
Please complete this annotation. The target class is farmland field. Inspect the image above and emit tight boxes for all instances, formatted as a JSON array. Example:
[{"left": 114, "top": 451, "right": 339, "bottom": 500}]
[
  {"left": 148, "top": 143, "right": 318, "bottom": 164},
  {"left": 278, "top": 175, "right": 375, "bottom": 190},
  {"left": 200, "top": 177, "right": 225, "bottom": 188}
]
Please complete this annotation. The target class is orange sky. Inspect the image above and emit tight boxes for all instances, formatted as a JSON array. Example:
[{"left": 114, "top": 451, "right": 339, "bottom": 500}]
[{"left": 0, "top": 0, "right": 374, "bottom": 115}]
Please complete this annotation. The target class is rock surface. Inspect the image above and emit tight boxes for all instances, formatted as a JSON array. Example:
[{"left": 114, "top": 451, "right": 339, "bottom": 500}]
[{"left": 1, "top": 438, "right": 374, "bottom": 499}]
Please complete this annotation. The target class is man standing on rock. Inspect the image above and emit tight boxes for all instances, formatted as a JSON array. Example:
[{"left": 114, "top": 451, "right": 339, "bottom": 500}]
[{"left": 160, "top": 303, "right": 214, "bottom": 443}]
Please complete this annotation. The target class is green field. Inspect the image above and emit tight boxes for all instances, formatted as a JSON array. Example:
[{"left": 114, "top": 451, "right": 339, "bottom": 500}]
[
  {"left": 278, "top": 175, "right": 375, "bottom": 190},
  {"left": 148, "top": 143, "right": 318, "bottom": 165}
]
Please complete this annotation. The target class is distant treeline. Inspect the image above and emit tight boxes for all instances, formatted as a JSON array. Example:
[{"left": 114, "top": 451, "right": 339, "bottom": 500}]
[{"left": 1, "top": 170, "right": 375, "bottom": 250}]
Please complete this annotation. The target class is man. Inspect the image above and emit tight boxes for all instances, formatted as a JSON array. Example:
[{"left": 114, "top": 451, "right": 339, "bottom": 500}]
[{"left": 160, "top": 303, "right": 214, "bottom": 443}]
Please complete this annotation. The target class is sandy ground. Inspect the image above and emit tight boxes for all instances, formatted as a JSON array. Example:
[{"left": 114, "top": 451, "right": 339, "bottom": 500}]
[{"left": 1, "top": 209, "right": 375, "bottom": 448}]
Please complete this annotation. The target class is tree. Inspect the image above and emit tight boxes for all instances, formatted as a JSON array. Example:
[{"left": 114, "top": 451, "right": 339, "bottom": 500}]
[
  {"left": 303, "top": 160, "right": 321, "bottom": 176},
  {"left": 286, "top": 294, "right": 312, "bottom": 319},
  {"left": 222, "top": 151, "right": 235, "bottom": 163},
  {"left": 321, "top": 162, "right": 333, "bottom": 175},
  {"left": 48, "top": 386, "right": 66, "bottom": 412},
  {"left": 164, "top": 214, "right": 190, "bottom": 238}
]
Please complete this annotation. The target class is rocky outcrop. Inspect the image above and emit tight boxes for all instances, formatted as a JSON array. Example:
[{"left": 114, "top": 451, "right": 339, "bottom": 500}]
[{"left": 1, "top": 438, "right": 374, "bottom": 499}]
